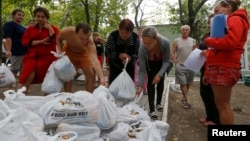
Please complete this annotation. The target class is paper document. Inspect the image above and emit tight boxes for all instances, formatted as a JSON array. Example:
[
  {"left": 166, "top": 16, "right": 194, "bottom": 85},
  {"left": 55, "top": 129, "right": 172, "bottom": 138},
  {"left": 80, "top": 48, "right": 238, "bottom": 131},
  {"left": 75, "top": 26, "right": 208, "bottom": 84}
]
[{"left": 183, "top": 48, "right": 206, "bottom": 73}]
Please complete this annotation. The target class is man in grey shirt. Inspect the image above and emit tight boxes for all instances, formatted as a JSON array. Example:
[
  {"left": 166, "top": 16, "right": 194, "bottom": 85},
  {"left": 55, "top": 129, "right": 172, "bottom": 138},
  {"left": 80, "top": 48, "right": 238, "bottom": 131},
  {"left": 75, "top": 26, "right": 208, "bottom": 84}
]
[{"left": 171, "top": 25, "right": 196, "bottom": 109}]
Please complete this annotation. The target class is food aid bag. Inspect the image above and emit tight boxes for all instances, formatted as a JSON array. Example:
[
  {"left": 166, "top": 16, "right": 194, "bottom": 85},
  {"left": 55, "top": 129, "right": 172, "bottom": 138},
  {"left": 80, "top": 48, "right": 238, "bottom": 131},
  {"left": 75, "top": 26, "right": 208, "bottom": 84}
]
[
  {"left": 109, "top": 58, "right": 136, "bottom": 100},
  {"left": 0, "top": 63, "right": 16, "bottom": 88},
  {"left": 93, "top": 85, "right": 117, "bottom": 129},
  {"left": 42, "top": 61, "right": 63, "bottom": 94},
  {"left": 56, "top": 123, "right": 101, "bottom": 141},
  {"left": 38, "top": 91, "right": 99, "bottom": 126},
  {"left": 126, "top": 120, "right": 165, "bottom": 141},
  {"left": 116, "top": 92, "right": 150, "bottom": 124},
  {"left": 22, "top": 122, "right": 78, "bottom": 141},
  {"left": 106, "top": 122, "right": 131, "bottom": 141},
  {"left": 51, "top": 51, "right": 76, "bottom": 82},
  {"left": 3, "top": 87, "right": 48, "bottom": 114},
  {"left": 0, "top": 100, "right": 10, "bottom": 120},
  {"left": 0, "top": 107, "right": 44, "bottom": 141}
]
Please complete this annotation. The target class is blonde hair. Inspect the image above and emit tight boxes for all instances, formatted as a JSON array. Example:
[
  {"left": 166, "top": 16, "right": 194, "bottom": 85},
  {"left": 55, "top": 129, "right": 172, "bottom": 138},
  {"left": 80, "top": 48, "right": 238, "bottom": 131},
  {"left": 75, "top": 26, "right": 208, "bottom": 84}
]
[{"left": 142, "top": 26, "right": 158, "bottom": 38}]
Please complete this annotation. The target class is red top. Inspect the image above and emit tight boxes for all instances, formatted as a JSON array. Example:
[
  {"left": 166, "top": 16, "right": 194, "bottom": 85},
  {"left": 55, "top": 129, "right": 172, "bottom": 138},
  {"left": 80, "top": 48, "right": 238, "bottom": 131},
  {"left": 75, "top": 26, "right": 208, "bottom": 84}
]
[
  {"left": 205, "top": 9, "right": 249, "bottom": 68},
  {"left": 19, "top": 24, "right": 59, "bottom": 84}
]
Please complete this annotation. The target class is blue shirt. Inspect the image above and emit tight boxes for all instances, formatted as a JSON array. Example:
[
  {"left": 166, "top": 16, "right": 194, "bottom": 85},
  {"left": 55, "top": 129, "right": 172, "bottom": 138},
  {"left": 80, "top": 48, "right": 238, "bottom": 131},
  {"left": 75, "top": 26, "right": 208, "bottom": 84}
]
[{"left": 3, "top": 21, "right": 27, "bottom": 56}]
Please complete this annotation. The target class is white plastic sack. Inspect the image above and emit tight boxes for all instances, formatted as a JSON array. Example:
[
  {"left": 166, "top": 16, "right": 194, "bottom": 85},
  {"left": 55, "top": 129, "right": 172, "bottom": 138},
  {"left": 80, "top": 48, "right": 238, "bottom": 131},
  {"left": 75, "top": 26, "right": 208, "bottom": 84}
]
[
  {"left": 42, "top": 61, "right": 63, "bottom": 94},
  {"left": 116, "top": 103, "right": 150, "bottom": 124},
  {"left": 0, "top": 108, "right": 44, "bottom": 141},
  {"left": 51, "top": 51, "right": 76, "bottom": 82},
  {"left": 0, "top": 63, "right": 16, "bottom": 88},
  {"left": 107, "top": 122, "right": 131, "bottom": 141},
  {"left": 109, "top": 58, "right": 136, "bottom": 100},
  {"left": 116, "top": 92, "right": 150, "bottom": 124},
  {"left": 93, "top": 85, "right": 117, "bottom": 129},
  {"left": 22, "top": 123, "right": 78, "bottom": 141},
  {"left": 127, "top": 120, "right": 162, "bottom": 141},
  {"left": 39, "top": 91, "right": 99, "bottom": 126},
  {"left": 154, "top": 120, "right": 170, "bottom": 139},
  {"left": 0, "top": 100, "right": 10, "bottom": 120},
  {"left": 3, "top": 88, "right": 47, "bottom": 114},
  {"left": 56, "top": 123, "right": 101, "bottom": 141},
  {"left": 170, "top": 80, "right": 181, "bottom": 94}
]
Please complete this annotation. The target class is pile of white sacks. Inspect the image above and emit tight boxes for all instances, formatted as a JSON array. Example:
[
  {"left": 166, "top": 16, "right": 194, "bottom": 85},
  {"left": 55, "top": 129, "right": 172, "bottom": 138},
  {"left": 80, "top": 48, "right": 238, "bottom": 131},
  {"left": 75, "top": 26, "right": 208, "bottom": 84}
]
[{"left": 0, "top": 85, "right": 169, "bottom": 141}]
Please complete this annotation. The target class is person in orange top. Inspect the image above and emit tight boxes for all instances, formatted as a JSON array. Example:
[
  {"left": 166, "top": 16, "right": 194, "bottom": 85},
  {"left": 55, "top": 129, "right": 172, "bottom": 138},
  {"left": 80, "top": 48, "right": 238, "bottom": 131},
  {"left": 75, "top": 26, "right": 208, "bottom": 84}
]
[
  {"left": 56, "top": 23, "right": 107, "bottom": 93},
  {"left": 19, "top": 7, "right": 59, "bottom": 94},
  {"left": 204, "top": 0, "right": 249, "bottom": 124}
]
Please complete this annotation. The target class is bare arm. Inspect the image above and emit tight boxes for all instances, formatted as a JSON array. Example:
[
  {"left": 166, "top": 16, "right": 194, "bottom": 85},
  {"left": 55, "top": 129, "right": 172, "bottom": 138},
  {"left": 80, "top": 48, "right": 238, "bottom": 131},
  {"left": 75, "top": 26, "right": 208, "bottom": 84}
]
[
  {"left": 98, "top": 37, "right": 106, "bottom": 44},
  {"left": 4, "top": 38, "right": 12, "bottom": 58},
  {"left": 56, "top": 33, "right": 64, "bottom": 54},
  {"left": 171, "top": 41, "right": 177, "bottom": 64},
  {"left": 87, "top": 40, "right": 107, "bottom": 86}
]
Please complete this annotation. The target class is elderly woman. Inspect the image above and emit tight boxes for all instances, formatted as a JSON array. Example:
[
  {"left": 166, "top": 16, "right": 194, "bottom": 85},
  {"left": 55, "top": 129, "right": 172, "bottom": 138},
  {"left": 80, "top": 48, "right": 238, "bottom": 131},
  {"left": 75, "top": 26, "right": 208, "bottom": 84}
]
[
  {"left": 105, "top": 18, "right": 140, "bottom": 85},
  {"left": 19, "top": 7, "right": 59, "bottom": 94},
  {"left": 136, "top": 26, "right": 172, "bottom": 120}
]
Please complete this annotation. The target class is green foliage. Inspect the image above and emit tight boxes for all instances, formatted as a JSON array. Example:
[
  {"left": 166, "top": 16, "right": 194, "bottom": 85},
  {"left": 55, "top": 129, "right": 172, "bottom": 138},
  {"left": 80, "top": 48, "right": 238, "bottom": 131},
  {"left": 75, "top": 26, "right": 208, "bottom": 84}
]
[
  {"left": 167, "top": 0, "right": 212, "bottom": 41},
  {"left": 1, "top": 0, "right": 131, "bottom": 40}
]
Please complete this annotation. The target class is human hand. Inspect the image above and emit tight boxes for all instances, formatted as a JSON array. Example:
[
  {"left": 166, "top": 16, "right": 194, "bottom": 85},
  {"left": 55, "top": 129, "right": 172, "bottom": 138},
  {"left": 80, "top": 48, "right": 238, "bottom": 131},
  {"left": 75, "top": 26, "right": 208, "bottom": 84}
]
[
  {"left": 41, "top": 37, "right": 51, "bottom": 45},
  {"left": 202, "top": 76, "right": 208, "bottom": 85},
  {"left": 200, "top": 50, "right": 207, "bottom": 57},
  {"left": 152, "top": 75, "right": 161, "bottom": 84},
  {"left": 5, "top": 51, "right": 12, "bottom": 58},
  {"left": 119, "top": 53, "right": 131, "bottom": 64},
  {"left": 43, "top": 23, "right": 52, "bottom": 30},
  {"left": 99, "top": 79, "right": 108, "bottom": 87},
  {"left": 136, "top": 86, "right": 143, "bottom": 96}
]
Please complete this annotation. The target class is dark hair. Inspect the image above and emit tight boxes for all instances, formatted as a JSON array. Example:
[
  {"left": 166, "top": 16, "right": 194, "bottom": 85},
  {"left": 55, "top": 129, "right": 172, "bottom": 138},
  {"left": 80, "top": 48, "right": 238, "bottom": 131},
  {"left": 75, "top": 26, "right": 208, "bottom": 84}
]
[
  {"left": 208, "top": 14, "right": 214, "bottom": 19},
  {"left": 220, "top": 0, "right": 241, "bottom": 12},
  {"left": 75, "top": 23, "right": 92, "bottom": 33},
  {"left": 119, "top": 18, "right": 134, "bottom": 32},
  {"left": 33, "top": 7, "right": 50, "bottom": 19},
  {"left": 12, "top": 9, "right": 24, "bottom": 18}
]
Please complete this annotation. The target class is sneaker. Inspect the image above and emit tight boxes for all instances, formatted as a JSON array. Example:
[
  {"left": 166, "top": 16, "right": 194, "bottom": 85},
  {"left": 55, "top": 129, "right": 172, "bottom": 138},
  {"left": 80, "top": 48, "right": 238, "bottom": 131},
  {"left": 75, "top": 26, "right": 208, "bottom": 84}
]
[
  {"left": 156, "top": 104, "right": 163, "bottom": 112},
  {"left": 149, "top": 111, "right": 158, "bottom": 120}
]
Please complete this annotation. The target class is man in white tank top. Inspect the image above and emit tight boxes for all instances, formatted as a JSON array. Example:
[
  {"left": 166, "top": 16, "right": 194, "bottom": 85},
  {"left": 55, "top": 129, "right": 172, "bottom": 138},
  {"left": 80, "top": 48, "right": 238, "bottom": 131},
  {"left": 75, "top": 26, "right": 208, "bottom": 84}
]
[{"left": 171, "top": 25, "right": 196, "bottom": 109}]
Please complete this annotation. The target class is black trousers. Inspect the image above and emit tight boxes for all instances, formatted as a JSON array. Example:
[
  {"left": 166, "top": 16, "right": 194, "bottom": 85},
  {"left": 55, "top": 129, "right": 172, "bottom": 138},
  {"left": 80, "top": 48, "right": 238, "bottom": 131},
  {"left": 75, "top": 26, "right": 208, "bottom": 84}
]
[
  {"left": 109, "top": 61, "right": 134, "bottom": 85},
  {"left": 200, "top": 66, "right": 220, "bottom": 124},
  {"left": 147, "top": 60, "right": 165, "bottom": 113}
]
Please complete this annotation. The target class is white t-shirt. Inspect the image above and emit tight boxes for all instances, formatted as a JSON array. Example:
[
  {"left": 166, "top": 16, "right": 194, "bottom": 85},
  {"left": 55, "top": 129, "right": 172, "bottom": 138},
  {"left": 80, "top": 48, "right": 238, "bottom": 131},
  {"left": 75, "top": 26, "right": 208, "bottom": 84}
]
[{"left": 2, "top": 39, "right": 6, "bottom": 53}]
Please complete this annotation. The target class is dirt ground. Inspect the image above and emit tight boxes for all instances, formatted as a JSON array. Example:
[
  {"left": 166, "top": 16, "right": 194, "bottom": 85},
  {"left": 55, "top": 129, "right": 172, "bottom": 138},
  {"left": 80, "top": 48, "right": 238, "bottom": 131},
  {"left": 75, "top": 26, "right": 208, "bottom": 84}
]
[
  {"left": 1, "top": 79, "right": 250, "bottom": 141},
  {"left": 166, "top": 81, "right": 250, "bottom": 141}
]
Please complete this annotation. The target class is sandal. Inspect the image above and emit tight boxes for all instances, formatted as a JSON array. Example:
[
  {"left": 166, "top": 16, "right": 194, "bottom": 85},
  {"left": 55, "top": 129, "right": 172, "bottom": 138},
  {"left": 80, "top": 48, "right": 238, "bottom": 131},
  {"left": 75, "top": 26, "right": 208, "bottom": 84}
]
[
  {"left": 149, "top": 111, "right": 158, "bottom": 120},
  {"left": 183, "top": 102, "right": 191, "bottom": 109}
]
